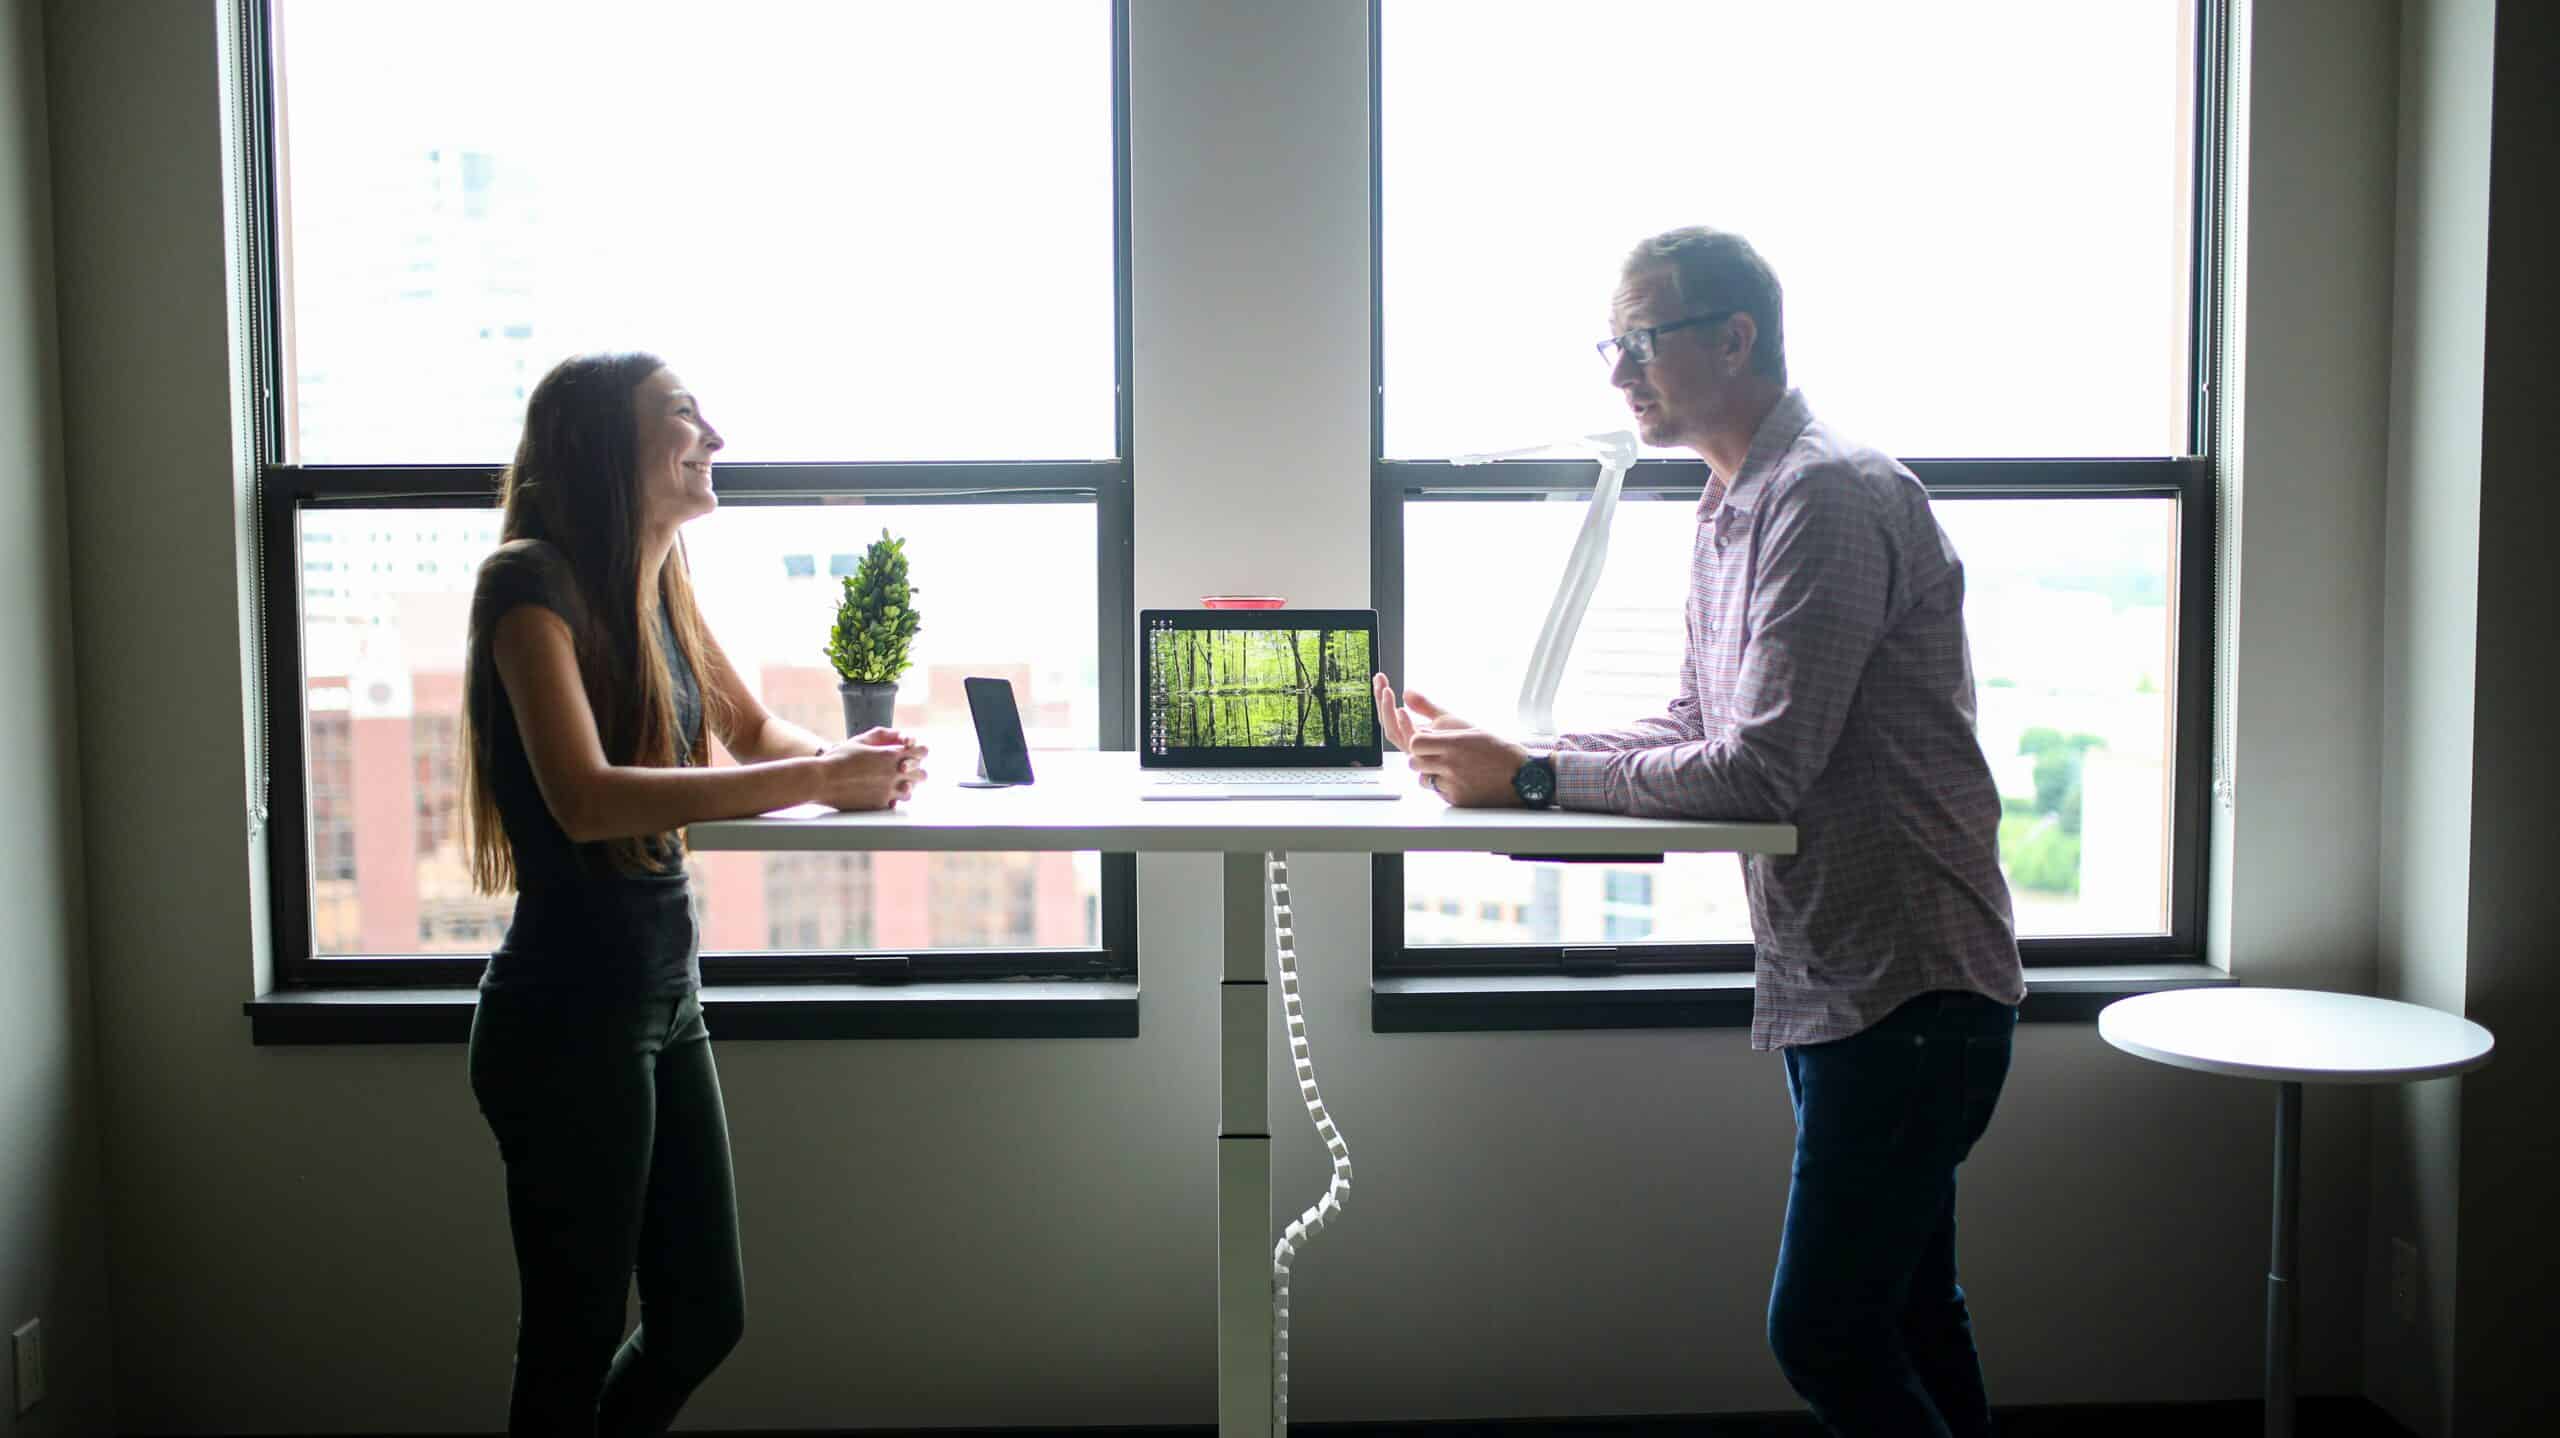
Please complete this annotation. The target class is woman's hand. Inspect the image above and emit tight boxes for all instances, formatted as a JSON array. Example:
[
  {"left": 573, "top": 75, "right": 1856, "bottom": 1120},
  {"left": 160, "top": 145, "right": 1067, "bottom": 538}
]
[{"left": 813, "top": 729, "right": 929, "bottom": 811}]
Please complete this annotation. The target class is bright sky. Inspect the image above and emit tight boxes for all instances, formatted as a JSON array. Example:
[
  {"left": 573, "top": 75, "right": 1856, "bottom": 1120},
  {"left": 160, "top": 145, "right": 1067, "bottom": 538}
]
[
  {"left": 1383, "top": 0, "right": 2193, "bottom": 460},
  {"left": 278, "top": 0, "right": 1117, "bottom": 464}
]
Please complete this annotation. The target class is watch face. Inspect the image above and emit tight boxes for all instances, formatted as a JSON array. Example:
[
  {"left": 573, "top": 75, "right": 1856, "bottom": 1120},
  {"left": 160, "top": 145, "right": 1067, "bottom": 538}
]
[{"left": 1518, "top": 762, "right": 1554, "bottom": 803}]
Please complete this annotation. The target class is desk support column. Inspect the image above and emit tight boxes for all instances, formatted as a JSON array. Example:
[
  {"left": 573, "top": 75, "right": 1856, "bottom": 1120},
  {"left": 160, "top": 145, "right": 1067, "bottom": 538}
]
[
  {"left": 2266, "top": 1080, "right": 2301, "bottom": 1438},
  {"left": 1218, "top": 851, "right": 1274, "bottom": 1435}
]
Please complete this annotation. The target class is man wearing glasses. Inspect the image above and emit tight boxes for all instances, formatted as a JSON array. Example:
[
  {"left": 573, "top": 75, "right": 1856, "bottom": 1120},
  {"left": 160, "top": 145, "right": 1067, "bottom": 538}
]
[{"left": 1373, "top": 226, "right": 2024, "bottom": 1436}]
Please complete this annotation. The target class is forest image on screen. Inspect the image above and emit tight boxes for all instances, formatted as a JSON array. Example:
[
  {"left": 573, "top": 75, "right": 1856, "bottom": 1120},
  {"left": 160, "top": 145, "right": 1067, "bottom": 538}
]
[{"left": 1150, "top": 626, "right": 1376, "bottom": 749}]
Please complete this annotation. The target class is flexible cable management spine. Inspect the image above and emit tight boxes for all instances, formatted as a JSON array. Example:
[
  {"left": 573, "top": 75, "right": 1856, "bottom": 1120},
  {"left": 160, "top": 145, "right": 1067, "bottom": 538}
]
[{"left": 1267, "top": 852, "right": 1347, "bottom": 1432}]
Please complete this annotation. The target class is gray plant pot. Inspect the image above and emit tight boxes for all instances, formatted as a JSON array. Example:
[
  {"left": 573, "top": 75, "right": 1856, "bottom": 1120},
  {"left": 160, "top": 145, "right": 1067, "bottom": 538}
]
[{"left": 839, "top": 681, "right": 898, "bottom": 738}]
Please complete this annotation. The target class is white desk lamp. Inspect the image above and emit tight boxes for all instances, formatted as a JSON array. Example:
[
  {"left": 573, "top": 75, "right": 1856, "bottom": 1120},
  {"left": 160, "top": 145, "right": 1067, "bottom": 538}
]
[{"left": 1451, "top": 429, "right": 1642, "bottom": 741}]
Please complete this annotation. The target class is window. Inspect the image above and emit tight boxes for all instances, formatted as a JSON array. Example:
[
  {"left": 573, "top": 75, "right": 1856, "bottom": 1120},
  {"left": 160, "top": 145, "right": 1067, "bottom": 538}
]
[
  {"left": 1374, "top": 0, "right": 2221, "bottom": 981},
  {"left": 270, "top": 2, "right": 1115, "bottom": 466},
  {"left": 1381, "top": 0, "right": 2199, "bottom": 463},
  {"left": 255, "top": 1, "right": 1135, "bottom": 989}
]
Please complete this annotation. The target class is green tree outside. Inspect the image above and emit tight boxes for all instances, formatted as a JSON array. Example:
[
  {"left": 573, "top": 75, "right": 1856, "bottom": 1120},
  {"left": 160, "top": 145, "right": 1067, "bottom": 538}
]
[{"left": 2002, "top": 727, "right": 2107, "bottom": 895}]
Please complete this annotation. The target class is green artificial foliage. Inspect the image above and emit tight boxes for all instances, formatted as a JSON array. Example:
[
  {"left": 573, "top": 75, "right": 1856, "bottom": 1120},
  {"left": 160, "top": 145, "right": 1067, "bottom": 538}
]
[{"left": 826, "top": 529, "right": 923, "bottom": 685}]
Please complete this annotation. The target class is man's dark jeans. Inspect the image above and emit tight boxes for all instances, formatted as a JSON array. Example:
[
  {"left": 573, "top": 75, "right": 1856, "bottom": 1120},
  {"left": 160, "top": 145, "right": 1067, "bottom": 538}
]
[
  {"left": 468, "top": 989, "right": 744, "bottom": 1436},
  {"left": 1769, "top": 989, "right": 2017, "bottom": 1437}
]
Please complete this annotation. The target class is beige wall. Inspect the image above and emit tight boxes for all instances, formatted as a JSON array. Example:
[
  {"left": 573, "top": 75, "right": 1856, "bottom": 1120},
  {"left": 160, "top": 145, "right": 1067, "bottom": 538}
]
[
  {"left": 37, "top": 0, "right": 2469, "bottom": 1430},
  {"left": 2371, "top": 0, "right": 2492, "bottom": 1429},
  {"left": 2217, "top": 0, "right": 2405, "bottom": 1396},
  {"left": 2369, "top": 1, "right": 2560, "bottom": 1432},
  {"left": 2448, "top": 0, "right": 2560, "bottom": 1425},
  {"left": 0, "top": 0, "right": 112, "bottom": 1432}
]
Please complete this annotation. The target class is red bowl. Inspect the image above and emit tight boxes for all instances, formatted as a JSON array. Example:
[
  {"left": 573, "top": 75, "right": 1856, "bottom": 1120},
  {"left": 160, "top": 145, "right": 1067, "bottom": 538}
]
[{"left": 1201, "top": 595, "right": 1287, "bottom": 610}]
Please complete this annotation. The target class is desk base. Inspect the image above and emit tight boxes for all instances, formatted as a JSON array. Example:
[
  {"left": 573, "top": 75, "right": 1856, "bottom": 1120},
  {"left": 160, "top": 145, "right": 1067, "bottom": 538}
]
[
  {"left": 1219, "top": 852, "right": 1276, "bottom": 1436},
  {"left": 2266, "top": 1080, "right": 2301, "bottom": 1438}
]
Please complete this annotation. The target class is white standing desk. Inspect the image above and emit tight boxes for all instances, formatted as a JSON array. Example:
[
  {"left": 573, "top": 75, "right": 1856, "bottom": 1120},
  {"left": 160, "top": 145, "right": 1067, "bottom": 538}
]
[
  {"left": 689, "top": 751, "right": 1796, "bottom": 1436},
  {"left": 2099, "top": 988, "right": 2493, "bottom": 1438}
]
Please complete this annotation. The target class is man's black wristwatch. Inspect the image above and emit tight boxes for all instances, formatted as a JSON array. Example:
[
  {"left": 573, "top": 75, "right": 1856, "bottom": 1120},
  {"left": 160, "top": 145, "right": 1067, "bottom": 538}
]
[{"left": 1512, "top": 752, "right": 1557, "bottom": 809}]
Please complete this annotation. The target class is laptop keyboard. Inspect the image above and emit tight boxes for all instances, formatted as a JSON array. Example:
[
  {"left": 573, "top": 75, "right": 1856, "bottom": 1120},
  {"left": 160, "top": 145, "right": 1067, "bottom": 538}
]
[{"left": 1152, "top": 768, "right": 1381, "bottom": 785}]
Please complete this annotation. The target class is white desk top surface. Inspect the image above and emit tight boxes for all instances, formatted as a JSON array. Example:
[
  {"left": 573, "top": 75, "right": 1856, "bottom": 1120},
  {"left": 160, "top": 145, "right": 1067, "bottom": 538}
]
[
  {"left": 687, "top": 751, "right": 1796, "bottom": 857},
  {"left": 2098, "top": 987, "right": 2494, "bottom": 1085}
]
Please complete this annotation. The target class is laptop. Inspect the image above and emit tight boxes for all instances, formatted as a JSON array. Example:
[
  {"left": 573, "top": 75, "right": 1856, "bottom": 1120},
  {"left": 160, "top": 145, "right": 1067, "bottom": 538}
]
[{"left": 1139, "top": 608, "right": 1398, "bottom": 800}]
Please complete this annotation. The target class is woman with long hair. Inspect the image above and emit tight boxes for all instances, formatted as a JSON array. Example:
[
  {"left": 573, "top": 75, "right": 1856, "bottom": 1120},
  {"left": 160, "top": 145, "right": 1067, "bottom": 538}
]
[{"left": 460, "top": 351, "right": 923, "bottom": 1433}]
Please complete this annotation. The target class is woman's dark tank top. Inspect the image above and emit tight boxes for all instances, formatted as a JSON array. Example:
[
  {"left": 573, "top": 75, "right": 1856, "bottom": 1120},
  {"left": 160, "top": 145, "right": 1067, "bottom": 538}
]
[{"left": 468, "top": 539, "right": 703, "bottom": 997}]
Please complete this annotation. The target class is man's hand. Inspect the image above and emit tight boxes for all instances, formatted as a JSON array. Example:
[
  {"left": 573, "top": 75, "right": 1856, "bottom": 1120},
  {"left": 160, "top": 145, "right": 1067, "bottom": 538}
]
[
  {"left": 1374, "top": 672, "right": 1474, "bottom": 749},
  {"left": 1372, "top": 673, "right": 1529, "bottom": 808}
]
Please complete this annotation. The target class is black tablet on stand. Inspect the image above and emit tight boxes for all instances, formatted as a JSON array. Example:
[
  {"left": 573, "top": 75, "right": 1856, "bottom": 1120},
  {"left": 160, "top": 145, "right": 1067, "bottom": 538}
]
[{"left": 960, "top": 676, "right": 1035, "bottom": 787}]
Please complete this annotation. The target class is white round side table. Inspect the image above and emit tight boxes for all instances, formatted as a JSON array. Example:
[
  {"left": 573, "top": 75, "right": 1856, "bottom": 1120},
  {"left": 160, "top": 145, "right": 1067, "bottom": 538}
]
[{"left": 2099, "top": 987, "right": 2493, "bottom": 1438}]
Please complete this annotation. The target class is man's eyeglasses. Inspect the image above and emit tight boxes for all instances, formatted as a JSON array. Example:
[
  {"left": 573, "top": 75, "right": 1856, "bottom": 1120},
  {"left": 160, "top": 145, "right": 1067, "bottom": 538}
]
[{"left": 1596, "top": 310, "right": 1742, "bottom": 368}]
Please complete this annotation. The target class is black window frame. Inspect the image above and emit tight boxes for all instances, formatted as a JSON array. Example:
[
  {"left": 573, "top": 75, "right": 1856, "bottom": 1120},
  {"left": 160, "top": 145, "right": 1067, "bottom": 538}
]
[
  {"left": 244, "top": 0, "right": 1139, "bottom": 993},
  {"left": 1369, "top": 0, "right": 2229, "bottom": 981}
]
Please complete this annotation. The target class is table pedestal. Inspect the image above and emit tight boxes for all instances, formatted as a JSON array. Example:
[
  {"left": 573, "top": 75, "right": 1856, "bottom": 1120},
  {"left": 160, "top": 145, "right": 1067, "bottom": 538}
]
[
  {"left": 1217, "top": 851, "right": 1274, "bottom": 1435},
  {"left": 2265, "top": 1081, "right": 2301, "bottom": 1438}
]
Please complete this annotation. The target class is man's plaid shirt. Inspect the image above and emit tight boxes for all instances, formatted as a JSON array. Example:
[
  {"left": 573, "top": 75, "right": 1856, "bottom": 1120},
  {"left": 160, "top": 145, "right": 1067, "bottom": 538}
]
[{"left": 1551, "top": 390, "right": 2025, "bottom": 1049}]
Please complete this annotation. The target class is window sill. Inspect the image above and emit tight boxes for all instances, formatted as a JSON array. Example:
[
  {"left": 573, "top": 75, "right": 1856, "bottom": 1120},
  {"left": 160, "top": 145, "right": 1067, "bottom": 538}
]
[
  {"left": 244, "top": 980, "right": 1141, "bottom": 1046},
  {"left": 1370, "top": 963, "right": 2231, "bottom": 1033},
  {"left": 247, "top": 965, "right": 2223, "bottom": 1044}
]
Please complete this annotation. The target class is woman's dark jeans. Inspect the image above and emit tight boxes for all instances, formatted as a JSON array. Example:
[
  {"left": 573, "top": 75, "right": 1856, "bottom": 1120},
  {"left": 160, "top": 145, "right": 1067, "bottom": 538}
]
[
  {"left": 469, "top": 989, "right": 744, "bottom": 1436},
  {"left": 1768, "top": 989, "right": 2017, "bottom": 1437}
]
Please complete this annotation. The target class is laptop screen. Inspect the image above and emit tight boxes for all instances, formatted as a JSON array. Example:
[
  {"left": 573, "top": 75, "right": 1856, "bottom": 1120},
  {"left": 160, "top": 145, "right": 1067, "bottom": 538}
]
[{"left": 1141, "top": 609, "right": 1381, "bottom": 767}]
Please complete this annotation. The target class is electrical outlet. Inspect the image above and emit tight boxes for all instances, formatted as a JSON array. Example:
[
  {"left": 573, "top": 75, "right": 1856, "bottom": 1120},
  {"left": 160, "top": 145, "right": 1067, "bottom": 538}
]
[
  {"left": 10, "top": 1317, "right": 40, "bottom": 1415},
  {"left": 2391, "top": 1238, "right": 2419, "bottom": 1324}
]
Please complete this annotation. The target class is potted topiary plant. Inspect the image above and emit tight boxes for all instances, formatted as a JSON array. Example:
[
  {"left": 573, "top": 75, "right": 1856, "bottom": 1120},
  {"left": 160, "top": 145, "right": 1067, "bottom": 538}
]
[{"left": 827, "top": 528, "right": 922, "bottom": 737}]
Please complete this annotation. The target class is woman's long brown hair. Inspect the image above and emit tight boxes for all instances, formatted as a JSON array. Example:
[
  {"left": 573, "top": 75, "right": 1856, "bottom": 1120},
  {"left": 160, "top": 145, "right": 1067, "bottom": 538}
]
[{"left": 461, "top": 351, "right": 736, "bottom": 891}]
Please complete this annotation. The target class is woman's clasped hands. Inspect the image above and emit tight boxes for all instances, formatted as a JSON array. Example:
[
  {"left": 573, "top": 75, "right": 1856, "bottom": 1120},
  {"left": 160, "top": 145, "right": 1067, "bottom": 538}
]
[{"left": 814, "top": 727, "right": 929, "bottom": 811}]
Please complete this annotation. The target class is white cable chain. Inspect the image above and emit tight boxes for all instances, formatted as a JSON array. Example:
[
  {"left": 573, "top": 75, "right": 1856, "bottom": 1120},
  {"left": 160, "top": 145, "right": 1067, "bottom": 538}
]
[{"left": 1267, "top": 852, "right": 1349, "bottom": 1433}]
